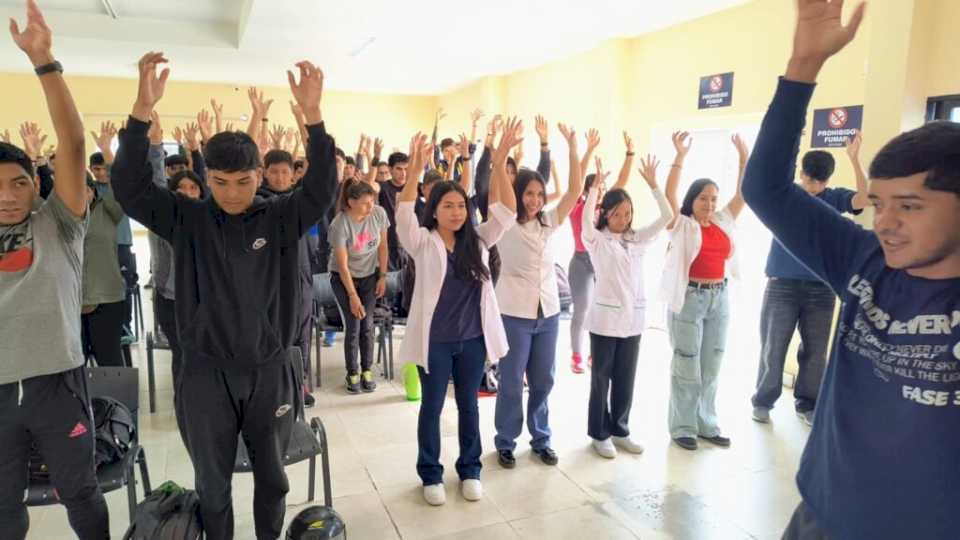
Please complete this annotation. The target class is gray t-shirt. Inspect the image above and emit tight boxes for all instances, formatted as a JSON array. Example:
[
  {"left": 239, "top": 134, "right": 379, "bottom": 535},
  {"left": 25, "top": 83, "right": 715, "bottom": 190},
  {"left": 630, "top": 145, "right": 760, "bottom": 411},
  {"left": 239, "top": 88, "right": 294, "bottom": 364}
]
[
  {"left": 83, "top": 184, "right": 126, "bottom": 306},
  {"left": 327, "top": 205, "right": 388, "bottom": 278},
  {"left": 0, "top": 193, "right": 88, "bottom": 384}
]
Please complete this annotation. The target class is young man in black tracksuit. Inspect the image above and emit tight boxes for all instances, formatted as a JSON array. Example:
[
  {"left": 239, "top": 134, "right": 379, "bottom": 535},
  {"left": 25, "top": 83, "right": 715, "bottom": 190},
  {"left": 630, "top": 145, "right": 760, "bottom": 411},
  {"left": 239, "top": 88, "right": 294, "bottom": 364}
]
[{"left": 112, "top": 53, "right": 335, "bottom": 540}]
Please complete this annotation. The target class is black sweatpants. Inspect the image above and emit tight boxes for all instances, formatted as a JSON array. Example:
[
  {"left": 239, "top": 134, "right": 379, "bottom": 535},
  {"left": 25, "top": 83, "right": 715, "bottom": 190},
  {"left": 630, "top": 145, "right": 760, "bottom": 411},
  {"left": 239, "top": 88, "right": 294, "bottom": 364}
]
[
  {"left": 588, "top": 333, "right": 641, "bottom": 441},
  {"left": 175, "top": 355, "right": 298, "bottom": 540},
  {"left": 154, "top": 295, "right": 182, "bottom": 390},
  {"left": 330, "top": 272, "right": 377, "bottom": 376},
  {"left": 81, "top": 301, "right": 127, "bottom": 367},
  {"left": 0, "top": 368, "right": 109, "bottom": 540},
  {"left": 296, "top": 283, "right": 313, "bottom": 385}
]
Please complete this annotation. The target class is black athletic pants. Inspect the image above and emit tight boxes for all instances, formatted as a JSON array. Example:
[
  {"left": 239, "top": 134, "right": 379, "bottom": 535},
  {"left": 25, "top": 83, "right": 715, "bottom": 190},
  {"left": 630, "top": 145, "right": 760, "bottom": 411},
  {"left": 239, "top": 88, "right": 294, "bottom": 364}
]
[
  {"left": 0, "top": 367, "right": 109, "bottom": 540},
  {"left": 175, "top": 354, "right": 298, "bottom": 540},
  {"left": 81, "top": 301, "right": 127, "bottom": 367},
  {"left": 117, "top": 244, "right": 137, "bottom": 329},
  {"left": 330, "top": 272, "right": 377, "bottom": 376}
]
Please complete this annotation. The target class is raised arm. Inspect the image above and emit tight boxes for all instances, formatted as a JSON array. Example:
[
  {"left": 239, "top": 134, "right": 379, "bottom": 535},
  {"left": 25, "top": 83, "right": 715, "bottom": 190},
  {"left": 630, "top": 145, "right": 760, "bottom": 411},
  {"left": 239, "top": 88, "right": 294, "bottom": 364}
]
[
  {"left": 396, "top": 133, "right": 431, "bottom": 254},
  {"left": 147, "top": 111, "right": 166, "bottom": 188},
  {"left": 554, "top": 123, "right": 584, "bottom": 224},
  {"left": 11, "top": 0, "right": 86, "bottom": 217},
  {"left": 664, "top": 131, "right": 691, "bottom": 230},
  {"left": 280, "top": 61, "right": 338, "bottom": 236},
  {"left": 489, "top": 117, "right": 521, "bottom": 213},
  {"left": 91, "top": 121, "right": 117, "bottom": 166},
  {"left": 290, "top": 100, "right": 309, "bottom": 148},
  {"left": 246, "top": 87, "right": 273, "bottom": 142},
  {"left": 114, "top": 51, "right": 179, "bottom": 242},
  {"left": 633, "top": 154, "right": 674, "bottom": 241},
  {"left": 724, "top": 133, "right": 750, "bottom": 219},
  {"left": 742, "top": 0, "right": 869, "bottom": 293},
  {"left": 535, "top": 114, "right": 551, "bottom": 181},
  {"left": 613, "top": 131, "right": 635, "bottom": 191},
  {"left": 546, "top": 159, "right": 562, "bottom": 203},
  {"left": 845, "top": 130, "right": 869, "bottom": 210},
  {"left": 457, "top": 133, "right": 473, "bottom": 194},
  {"left": 580, "top": 177, "right": 602, "bottom": 250},
  {"left": 579, "top": 129, "right": 600, "bottom": 180}
]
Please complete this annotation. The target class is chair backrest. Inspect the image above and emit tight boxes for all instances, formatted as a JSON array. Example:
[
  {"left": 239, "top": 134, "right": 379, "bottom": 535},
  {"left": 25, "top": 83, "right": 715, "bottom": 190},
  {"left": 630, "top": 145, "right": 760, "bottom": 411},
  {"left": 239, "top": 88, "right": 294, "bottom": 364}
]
[
  {"left": 86, "top": 367, "right": 140, "bottom": 431},
  {"left": 313, "top": 272, "right": 336, "bottom": 307}
]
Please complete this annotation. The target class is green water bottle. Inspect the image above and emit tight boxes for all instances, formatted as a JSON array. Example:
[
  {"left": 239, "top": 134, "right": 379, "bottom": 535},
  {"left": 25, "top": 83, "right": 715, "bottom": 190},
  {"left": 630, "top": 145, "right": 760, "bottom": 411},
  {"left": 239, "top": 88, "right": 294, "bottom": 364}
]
[{"left": 403, "top": 363, "right": 421, "bottom": 401}]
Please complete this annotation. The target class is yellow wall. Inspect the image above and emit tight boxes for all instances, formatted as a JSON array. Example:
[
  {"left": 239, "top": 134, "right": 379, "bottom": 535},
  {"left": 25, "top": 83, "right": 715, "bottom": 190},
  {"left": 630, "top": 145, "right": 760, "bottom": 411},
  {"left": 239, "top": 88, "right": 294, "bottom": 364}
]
[{"left": 0, "top": 73, "right": 436, "bottom": 157}]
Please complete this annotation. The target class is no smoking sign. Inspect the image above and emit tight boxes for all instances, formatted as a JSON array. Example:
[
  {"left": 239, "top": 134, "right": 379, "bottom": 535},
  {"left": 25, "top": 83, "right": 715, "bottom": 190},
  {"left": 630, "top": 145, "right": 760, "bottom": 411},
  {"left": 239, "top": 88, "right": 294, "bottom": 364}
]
[
  {"left": 811, "top": 105, "right": 863, "bottom": 148},
  {"left": 828, "top": 108, "right": 848, "bottom": 129}
]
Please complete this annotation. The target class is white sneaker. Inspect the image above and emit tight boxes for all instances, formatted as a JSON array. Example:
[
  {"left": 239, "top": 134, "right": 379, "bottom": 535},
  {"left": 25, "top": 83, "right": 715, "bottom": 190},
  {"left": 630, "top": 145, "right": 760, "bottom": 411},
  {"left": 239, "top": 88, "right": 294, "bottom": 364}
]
[
  {"left": 752, "top": 406, "right": 771, "bottom": 424},
  {"left": 461, "top": 479, "right": 483, "bottom": 501},
  {"left": 423, "top": 483, "right": 446, "bottom": 506},
  {"left": 612, "top": 436, "right": 645, "bottom": 455},
  {"left": 592, "top": 438, "right": 618, "bottom": 459}
]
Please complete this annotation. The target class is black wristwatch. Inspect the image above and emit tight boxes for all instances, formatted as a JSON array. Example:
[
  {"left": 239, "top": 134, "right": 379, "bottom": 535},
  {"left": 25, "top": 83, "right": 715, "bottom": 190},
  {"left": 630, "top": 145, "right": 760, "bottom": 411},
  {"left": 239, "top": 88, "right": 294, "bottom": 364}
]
[{"left": 34, "top": 61, "right": 63, "bottom": 76}]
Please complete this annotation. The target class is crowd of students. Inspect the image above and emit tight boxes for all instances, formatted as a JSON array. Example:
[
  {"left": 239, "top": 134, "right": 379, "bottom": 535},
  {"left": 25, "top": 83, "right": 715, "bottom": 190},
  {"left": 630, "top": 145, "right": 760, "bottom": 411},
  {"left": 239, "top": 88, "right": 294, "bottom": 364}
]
[{"left": 2, "top": 0, "right": 959, "bottom": 539}]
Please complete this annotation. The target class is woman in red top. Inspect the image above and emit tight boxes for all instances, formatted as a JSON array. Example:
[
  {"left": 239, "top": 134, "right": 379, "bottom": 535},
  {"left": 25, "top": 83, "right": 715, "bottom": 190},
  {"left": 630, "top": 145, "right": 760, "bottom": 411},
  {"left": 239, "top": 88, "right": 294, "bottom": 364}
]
[
  {"left": 662, "top": 132, "right": 749, "bottom": 451},
  {"left": 567, "top": 132, "right": 635, "bottom": 373}
]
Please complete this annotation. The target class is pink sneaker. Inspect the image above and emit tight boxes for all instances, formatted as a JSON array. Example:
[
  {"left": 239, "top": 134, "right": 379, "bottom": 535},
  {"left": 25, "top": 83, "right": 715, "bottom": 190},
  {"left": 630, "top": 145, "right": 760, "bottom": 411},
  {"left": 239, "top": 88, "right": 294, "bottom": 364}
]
[{"left": 571, "top": 353, "right": 585, "bottom": 374}]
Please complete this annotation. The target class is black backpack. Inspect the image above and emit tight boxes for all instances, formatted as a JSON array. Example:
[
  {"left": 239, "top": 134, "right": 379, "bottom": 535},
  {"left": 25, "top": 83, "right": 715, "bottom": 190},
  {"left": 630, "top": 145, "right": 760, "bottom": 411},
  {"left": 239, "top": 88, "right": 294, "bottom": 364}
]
[
  {"left": 286, "top": 506, "right": 346, "bottom": 540},
  {"left": 123, "top": 481, "right": 202, "bottom": 540},
  {"left": 92, "top": 396, "right": 136, "bottom": 468}
]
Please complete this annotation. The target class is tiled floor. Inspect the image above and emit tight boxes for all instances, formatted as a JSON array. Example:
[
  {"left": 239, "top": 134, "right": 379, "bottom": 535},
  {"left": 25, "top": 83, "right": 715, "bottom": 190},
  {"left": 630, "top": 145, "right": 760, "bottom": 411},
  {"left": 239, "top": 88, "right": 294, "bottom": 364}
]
[{"left": 26, "top": 241, "right": 809, "bottom": 539}]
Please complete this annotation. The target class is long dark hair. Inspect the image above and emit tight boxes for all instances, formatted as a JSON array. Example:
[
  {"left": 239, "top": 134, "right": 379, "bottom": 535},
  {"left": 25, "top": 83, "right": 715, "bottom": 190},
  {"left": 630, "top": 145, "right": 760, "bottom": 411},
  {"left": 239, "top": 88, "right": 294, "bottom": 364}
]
[
  {"left": 595, "top": 188, "right": 633, "bottom": 231},
  {"left": 514, "top": 169, "right": 547, "bottom": 226},
  {"left": 581, "top": 173, "right": 597, "bottom": 202},
  {"left": 421, "top": 181, "right": 490, "bottom": 283},
  {"left": 680, "top": 178, "right": 718, "bottom": 217},
  {"left": 337, "top": 178, "right": 376, "bottom": 213}
]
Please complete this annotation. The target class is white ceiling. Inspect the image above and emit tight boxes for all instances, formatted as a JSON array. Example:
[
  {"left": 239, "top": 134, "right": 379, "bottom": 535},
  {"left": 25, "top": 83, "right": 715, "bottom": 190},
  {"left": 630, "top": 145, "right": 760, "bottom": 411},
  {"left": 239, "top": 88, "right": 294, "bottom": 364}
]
[{"left": 0, "top": 0, "right": 748, "bottom": 95}]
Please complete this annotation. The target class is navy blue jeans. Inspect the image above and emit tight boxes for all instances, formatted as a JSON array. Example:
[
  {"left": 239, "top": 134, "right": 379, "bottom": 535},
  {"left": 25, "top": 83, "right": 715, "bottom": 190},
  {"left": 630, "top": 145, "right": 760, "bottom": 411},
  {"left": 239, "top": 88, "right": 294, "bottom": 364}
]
[
  {"left": 416, "top": 336, "right": 486, "bottom": 485},
  {"left": 752, "top": 278, "right": 835, "bottom": 413},
  {"left": 494, "top": 314, "right": 559, "bottom": 451}
]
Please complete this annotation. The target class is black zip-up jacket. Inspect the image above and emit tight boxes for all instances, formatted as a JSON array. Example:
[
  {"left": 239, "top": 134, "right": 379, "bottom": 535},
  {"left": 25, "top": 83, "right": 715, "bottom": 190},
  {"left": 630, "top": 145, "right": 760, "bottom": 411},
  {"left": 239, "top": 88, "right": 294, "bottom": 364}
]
[{"left": 112, "top": 117, "right": 337, "bottom": 372}]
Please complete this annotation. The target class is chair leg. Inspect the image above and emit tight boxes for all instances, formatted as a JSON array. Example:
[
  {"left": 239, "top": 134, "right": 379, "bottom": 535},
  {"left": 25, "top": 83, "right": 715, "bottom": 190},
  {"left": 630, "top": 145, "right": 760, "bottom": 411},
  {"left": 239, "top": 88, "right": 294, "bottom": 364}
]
[
  {"left": 312, "top": 419, "right": 333, "bottom": 507},
  {"left": 147, "top": 335, "right": 157, "bottom": 414},
  {"left": 314, "top": 323, "right": 322, "bottom": 388},
  {"left": 126, "top": 463, "right": 138, "bottom": 525},
  {"left": 308, "top": 455, "right": 316, "bottom": 502},
  {"left": 387, "top": 325, "right": 395, "bottom": 380},
  {"left": 138, "top": 447, "right": 152, "bottom": 496},
  {"left": 122, "top": 344, "right": 133, "bottom": 368}
]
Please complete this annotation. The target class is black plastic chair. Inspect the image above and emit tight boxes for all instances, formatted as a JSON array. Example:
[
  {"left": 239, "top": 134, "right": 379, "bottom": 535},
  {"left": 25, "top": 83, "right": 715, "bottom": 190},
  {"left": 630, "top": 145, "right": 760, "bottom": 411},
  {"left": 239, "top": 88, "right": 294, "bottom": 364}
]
[
  {"left": 233, "top": 352, "right": 332, "bottom": 507},
  {"left": 27, "top": 367, "right": 152, "bottom": 524}
]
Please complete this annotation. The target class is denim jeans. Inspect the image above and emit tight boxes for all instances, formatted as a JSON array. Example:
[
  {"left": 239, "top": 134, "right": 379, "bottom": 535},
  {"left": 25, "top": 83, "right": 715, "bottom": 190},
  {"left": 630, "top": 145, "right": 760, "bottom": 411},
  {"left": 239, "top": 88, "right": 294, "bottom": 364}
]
[
  {"left": 417, "top": 336, "right": 486, "bottom": 485},
  {"left": 668, "top": 285, "right": 729, "bottom": 439},
  {"left": 752, "top": 278, "right": 835, "bottom": 413},
  {"left": 494, "top": 314, "right": 559, "bottom": 451}
]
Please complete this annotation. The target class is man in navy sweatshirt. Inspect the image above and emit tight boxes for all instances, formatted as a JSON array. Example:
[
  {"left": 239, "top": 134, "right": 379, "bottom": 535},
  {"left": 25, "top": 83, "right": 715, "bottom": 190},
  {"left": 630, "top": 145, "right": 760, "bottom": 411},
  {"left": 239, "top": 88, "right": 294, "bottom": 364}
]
[
  {"left": 112, "top": 52, "right": 336, "bottom": 540},
  {"left": 743, "top": 1, "right": 960, "bottom": 538}
]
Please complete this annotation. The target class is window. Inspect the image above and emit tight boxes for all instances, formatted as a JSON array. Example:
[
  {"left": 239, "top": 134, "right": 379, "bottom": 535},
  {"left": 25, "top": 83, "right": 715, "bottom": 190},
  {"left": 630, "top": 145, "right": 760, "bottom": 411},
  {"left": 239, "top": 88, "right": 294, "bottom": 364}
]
[{"left": 926, "top": 94, "right": 960, "bottom": 122}]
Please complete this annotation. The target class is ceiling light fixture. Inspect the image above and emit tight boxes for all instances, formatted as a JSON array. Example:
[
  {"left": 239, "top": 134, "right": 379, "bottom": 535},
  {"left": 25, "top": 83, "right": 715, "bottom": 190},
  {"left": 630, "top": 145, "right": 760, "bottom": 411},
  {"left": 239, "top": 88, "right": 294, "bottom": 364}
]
[
  {"left": 100, "top": 0, "right": 119, "bottom": 19},
  {"left": 349, "top": 37, "right": 376, "bottom": 58}
]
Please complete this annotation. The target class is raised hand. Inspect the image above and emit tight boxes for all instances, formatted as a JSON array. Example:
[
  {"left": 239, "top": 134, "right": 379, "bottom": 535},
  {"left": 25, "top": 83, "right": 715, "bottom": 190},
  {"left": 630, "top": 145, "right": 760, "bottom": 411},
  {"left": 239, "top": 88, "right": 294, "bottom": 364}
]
[
  {"left": 585, "top": 128, "right": 601, "bottom": 151},
  {"left": 845, "top": 129, "right": 862, "bottom": 159},
  {"left": 435, "top": 108, "right": 446, "bottom": 124},
  {"left": 557, "top": 123, "right": 577, "bottom": 151},
  {"left": 535, "top": 115, "right": 549, "bottom": 145},
  {"left": 172, "top": 126, "right": 184, "bottom": 146},
  {"left": 731, "top": 133, "right": 750, "bottom": 164},
  {"left": 269, "top": 123, "right": 286, "bottom": 149},
  {"left": 19, "top": 122, "right": 47, "bottom": 160},
  {"left": 487, "top": 114, "right": 503, "bottom": 136},
  {"left": 470, "top": 108, "right": 484, "bottom": 126},
  {"left": 373, "top": 137, "right": 384, "bottom": 159},
  {"left": 210, "top": 98, "right": 224, "bottom": 132},
  {"left": 457, "top": 133, "right": 471, "bottom": 158},
  {"left": 148, "top": 111, "right": 163, "bottom": 145},
  {"left": 623, "top": 131, "right": 634, "bottom": 154},
  {"left": 406, "top": 132, "right": 430, "bottom": 176},
  {"left": 184, "top": 122, "right": 200, "bottom": 151},
  {"left": 196, "top": 109, "right": 213, "bottom": 142},
  {"left": 91, "top": 121, "right": 117, "bottom": 153},
  {"left": 286, "top": 61, "right": 324, "bottom": 124},
  {"left": 9, "top": 0, "right": 53, "bottom": 66},
  {"left": 283, "top": 129, "right": 295, "bottom": 153},
  {"left": 791, "top": 0, "right": 866, "bottom": 75},
  {"left": 0, "top": 129, "right": 9, "bottom": 143},
  {"left": 594, "top": 156, "right": 611, "bottom": 188},
  {"left": 638, "top": 154, "right": 660, "bottom": 189},
  {"left": 671, "top": 131, "right": 692, "bottom": 159},
  {"left": 224, "top": 121, "right": 234, "bottom": 133},
  {"left": 132, "top": 52, "right": 170, "bottom": 120},
  {"left": 493, "top": 117, "right": 524, "bottom": 165},
  {"left": 247, "top": 87, "right": 274, "bottom": 118}
]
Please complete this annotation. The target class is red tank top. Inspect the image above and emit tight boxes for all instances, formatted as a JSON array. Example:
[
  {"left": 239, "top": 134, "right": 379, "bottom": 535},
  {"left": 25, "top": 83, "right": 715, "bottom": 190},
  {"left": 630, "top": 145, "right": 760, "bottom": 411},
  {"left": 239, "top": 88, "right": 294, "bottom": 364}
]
[{"left": 689, "top": 224, "right": 730, "bottom": 280}]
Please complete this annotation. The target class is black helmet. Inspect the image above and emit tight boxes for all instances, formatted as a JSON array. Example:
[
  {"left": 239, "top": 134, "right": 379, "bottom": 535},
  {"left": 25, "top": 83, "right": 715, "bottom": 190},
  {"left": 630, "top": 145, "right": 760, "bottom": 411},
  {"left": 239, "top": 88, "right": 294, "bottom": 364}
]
[{"left": 285, "top": 506, "right": 346, "bottom": 540}]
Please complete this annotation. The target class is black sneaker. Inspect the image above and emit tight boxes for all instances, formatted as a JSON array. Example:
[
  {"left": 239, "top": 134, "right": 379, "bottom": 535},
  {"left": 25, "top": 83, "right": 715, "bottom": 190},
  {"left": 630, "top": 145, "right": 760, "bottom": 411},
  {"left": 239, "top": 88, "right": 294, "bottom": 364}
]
[
  {"left": 673, "top": 437, "right": 698, "bottom": 451},
  {"left": 497, "top": 449, "right": 516, "bottom": 469},
  {"left": 361, "top": 370, "right": 377, "bottom": 393},
  {"left": 532, "top": 447, "right": 559, "bottom": 466},
  {"left": 698, "top": 434, "right": 731, "bottom": 448},
  {"left": 303, "top": 391, "right": 316, "bottom": 409},
  {"left": 346, "top": 374, "right": 361, "bottom": 394}
]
